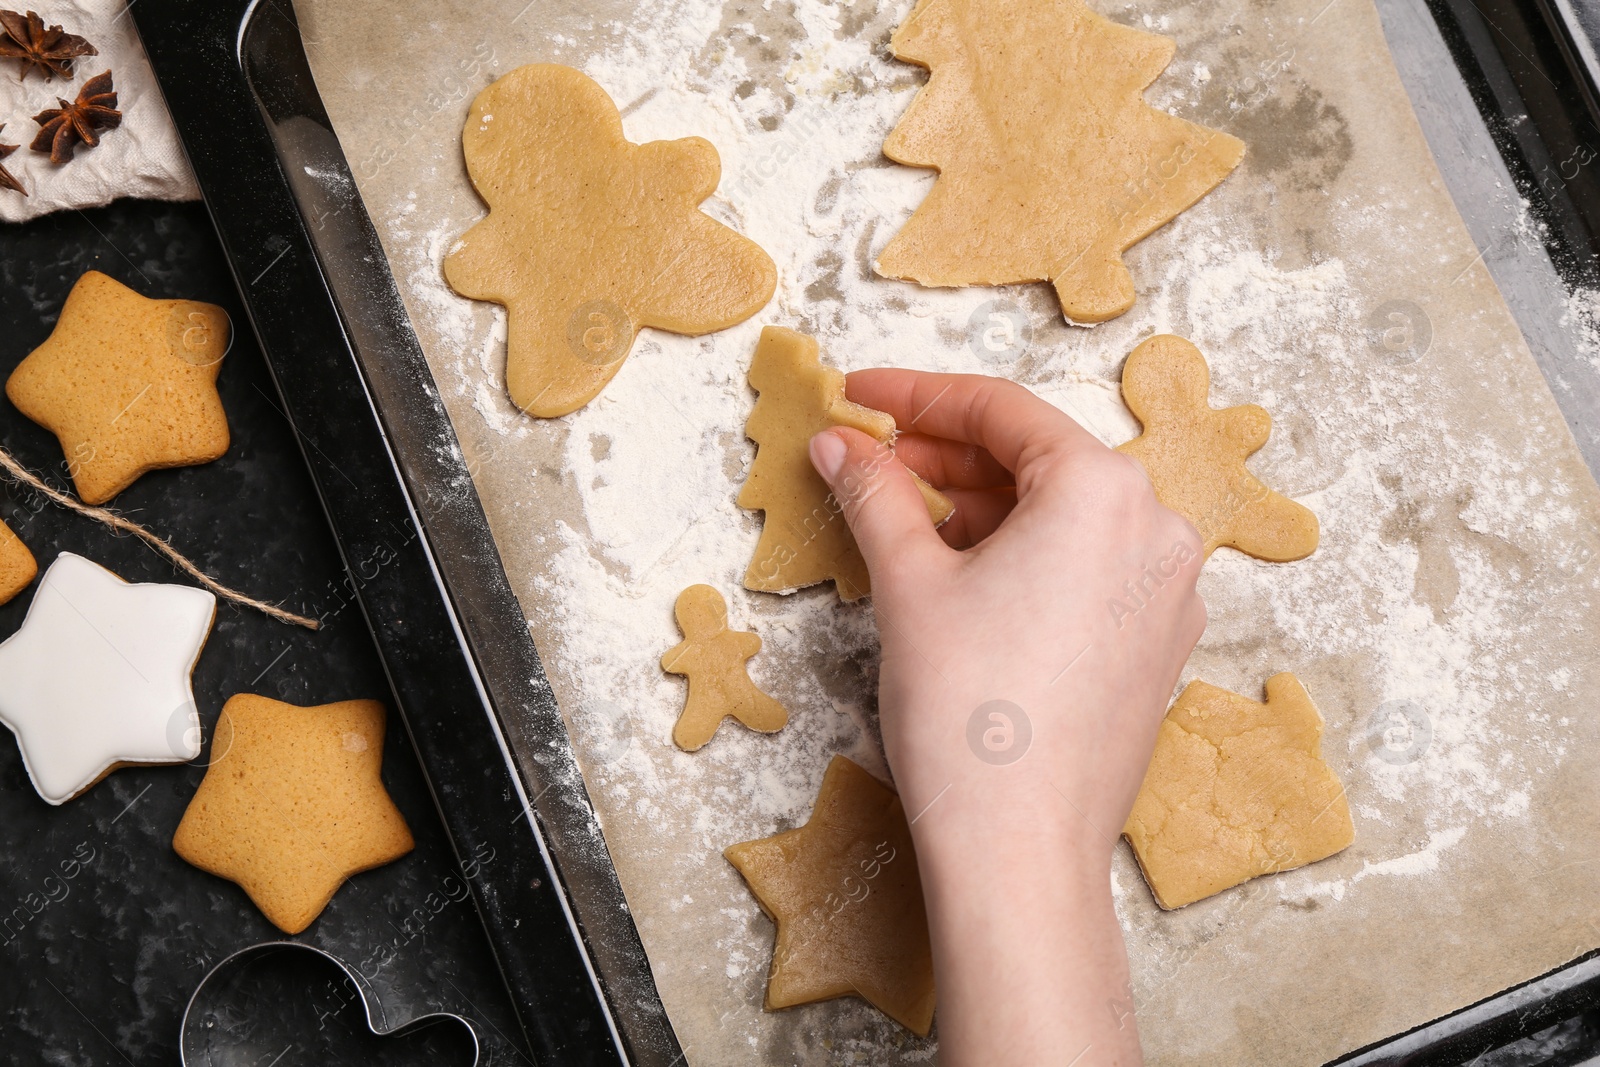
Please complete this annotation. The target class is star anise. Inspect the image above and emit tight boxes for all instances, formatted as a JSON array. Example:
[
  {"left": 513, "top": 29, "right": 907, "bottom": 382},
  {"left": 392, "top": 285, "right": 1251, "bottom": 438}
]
[
  {"left": 0, "top": 10, "right": 96, "bottom": 81},
  {"left": 0, "top": 126, "right": 25, "bottom": 194},
  {"left": 32, "top": 69, "right": 120, "bottom": 164}
]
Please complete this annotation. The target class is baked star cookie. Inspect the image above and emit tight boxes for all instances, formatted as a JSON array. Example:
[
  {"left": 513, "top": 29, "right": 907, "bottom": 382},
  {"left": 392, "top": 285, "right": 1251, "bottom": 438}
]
[
  {"left": 725, "top": 755, "right": 935, "bottom": 1035},
  {"left": 1124, "top": 673, "right": 1355, "bottom": 909},
  {"left": 0, "top": 553, "right": 215, "bottom": 804},
  {"left": 877, "top": 0, "right": 1244, "bottom": 323},
  {"left": 662, "top": 584, "right": 789, "bottom": 750},
  {"left": 6, "top": 270, "right": 232, "bottom": 505},
  {"left": 173, "top": 695, "right": 415, "bottom": 934},
  {"left": 1116, "top": 334, "right": 1319, "bottom": 561},
  {"left": 0, "top": 518, "right": 36, "bottom": 605},
  {"left": 740, "top": 326, "right": 954, "bottom": 600},
  {"left": 443, "top": 64, "right": 776, "bottom": 417}
]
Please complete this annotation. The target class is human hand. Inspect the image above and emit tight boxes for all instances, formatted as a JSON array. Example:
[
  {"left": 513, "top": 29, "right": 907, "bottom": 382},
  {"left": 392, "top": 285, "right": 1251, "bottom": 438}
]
[{"left": 807, "top": 369, "right": 1205, "bottom": 1065}]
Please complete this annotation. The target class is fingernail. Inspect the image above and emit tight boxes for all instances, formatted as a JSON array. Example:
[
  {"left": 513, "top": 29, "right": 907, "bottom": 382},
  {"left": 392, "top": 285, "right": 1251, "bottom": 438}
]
[{"left": 809, "top": 431, "right": 848, "bottom": 481}]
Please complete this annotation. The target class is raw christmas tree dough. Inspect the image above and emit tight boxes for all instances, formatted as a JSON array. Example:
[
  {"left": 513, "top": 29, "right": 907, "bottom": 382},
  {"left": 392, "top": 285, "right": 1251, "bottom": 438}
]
[
  {"left": 0, "top": 519, "right": 36, "bottom": 605},
  {"left": 662, "top": 583, "right": 789, "bottom": 750},
  {"left": 1124, "top": 673, "right": 1355, "bottom": 910},
  {"left": 725, "top": 755, "right": 935, "bottom": 1035},
  {"left": 1116, "top": 334, "right": 1319, "bottom": 561},
  {"left": 739, "top": 326, "right": 954, "bottom": 600},
  {"left": 876, "top": 0, "right": 1245, "bottom": 324},
  {"left": 6, "top": 270, "right": 231, "bottom": 505},
  {"left": 443, "top": 64, "right": 777, "bottom": 417}
]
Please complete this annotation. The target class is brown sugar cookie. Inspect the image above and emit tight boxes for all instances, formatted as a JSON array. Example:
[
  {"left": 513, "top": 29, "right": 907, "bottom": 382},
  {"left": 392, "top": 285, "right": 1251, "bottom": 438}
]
[
  {"left": 1116, "top": 334, "right": 1318, "bottom": 561},
  {"left": 876, "top": 0, "right": 1244, "bottom": 324},
  {"left": 662, "top": 584, "right": 789, "bottom": 750},
  {"left": 739, "top": 326, "right": 954, "bottom": 600},
  {"left": 0, "top": 519, "right": 36, "bottom": 605},
  {"left": 5, "top": 270, "right": 231, "bottom": 505},
  {"left": 443, "top": 64, "right": 776, "bottom": 418},
  {"left": 1124, "top": 673, "right": 1354, "bottom": 910},
  {"left": 172, "top": 695, "right": 414, "bottom": 934},
  {"left": 725, "top": 755, "right": 935, "bottom": 1034}
]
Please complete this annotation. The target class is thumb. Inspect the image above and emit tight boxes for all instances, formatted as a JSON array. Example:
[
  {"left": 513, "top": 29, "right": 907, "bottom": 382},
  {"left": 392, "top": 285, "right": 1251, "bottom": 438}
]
[{"left": 809, "top": 427, "right": 947, "bottom": 584}]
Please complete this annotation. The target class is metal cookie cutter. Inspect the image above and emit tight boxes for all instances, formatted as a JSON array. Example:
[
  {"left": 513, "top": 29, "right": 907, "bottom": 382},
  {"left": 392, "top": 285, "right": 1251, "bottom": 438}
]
[{"left": 180, "top": 941, "right": 480, "bottom": 1066}]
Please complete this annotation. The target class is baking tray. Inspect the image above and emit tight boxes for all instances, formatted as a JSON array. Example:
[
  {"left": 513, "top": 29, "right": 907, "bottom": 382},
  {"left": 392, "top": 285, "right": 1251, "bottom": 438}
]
[{"left": 128, "top": 0, "right": 1600, "bottom": 1062}]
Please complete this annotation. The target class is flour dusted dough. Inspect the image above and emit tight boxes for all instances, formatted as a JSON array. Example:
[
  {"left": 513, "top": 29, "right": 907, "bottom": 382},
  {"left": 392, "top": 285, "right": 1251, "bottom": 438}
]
[
  {"left": 877, "top": 0, "right": 1244, "bottom": 323},
  {"left": 0, "top": 519, "right": 36, "bottom": 605},
  {"left": 739, "top": 326, "right": 954, "bottom": 600},
  {"left": 1124, "top": 673, "right": 1354, "bottom": 909},
  {"left": 1117, "top": 334, "right": 1318, "bottom": 561},
  {"left": 725, "top": 755, "right": 936, "bottom": 1034},
  {"left": 443, "top": 64, "right": 776, "bottom": 417},
  {"left": 661, "top": 583, "right": 788, "bottom": 750}
]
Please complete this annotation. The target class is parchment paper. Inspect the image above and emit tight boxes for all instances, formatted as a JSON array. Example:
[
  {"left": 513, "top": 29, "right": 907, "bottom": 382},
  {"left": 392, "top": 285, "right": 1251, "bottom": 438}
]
[{"left": 290, "top": 0, "right": 1600, "bottom": 1063}]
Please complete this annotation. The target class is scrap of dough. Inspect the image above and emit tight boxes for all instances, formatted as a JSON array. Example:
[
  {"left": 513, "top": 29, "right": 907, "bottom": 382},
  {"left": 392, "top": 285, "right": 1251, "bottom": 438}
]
[
  {"left": 1116, "top": 334, "right": 1319, "bottom": 561},
  {"left": 5, "top": 270, "right": 232, "bottom": 505},
  {"left": 173, "top": 695, "right": 415, "bottom": 934},
  {"left": 739, "top": 326, "right": 954, "bottom": 600},
  {"left": 0, "top": 519, "right": 36, "bottom": 605},
  {"left": 725, "top": 755, "right": 936, "bottom": 1035},
  {"left": 662, "top": 584, "right": 789, "bottom": 750},
  {"left": 1124, "top": 673, "right": 1355, "bottom": 910},
  {"left": 876, "top": 0, "right": 1244, "bottom": 324},
  {"left": 443, "top": 64, "right": 777, "bottom": 417}
]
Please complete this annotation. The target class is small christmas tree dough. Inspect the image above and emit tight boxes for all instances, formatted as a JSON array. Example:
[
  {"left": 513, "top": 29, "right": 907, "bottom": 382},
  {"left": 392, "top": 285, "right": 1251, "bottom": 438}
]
[
  {"left": 6, "top": 270, "right": 231, "bottom": 505},
  {"left": 662, "top": 584, "right": 789, "bottom": 750},
  {"left": 877, "top": 0, "right": 1244, "bottom": 324},
  {"left": 1116, "top": 334, "right": 1318, "bottom": 561},
  {"left": 173, "top": 695, "right": 415, "bottom": 934},
  {"left": 725, "top": 755, "right": 935, "bottom": 1034},
  {"left": 740, "top": 326, "right": 954, "bottom": 600},
  {"left": 1124, "top": 673, "right": 1354, "bottom": 910},
  {"left": 443, "top": 64, "right": 777, "bottom": 417},
  {"left": 0, "top": 519, "right": 36, "bottom": 605}
]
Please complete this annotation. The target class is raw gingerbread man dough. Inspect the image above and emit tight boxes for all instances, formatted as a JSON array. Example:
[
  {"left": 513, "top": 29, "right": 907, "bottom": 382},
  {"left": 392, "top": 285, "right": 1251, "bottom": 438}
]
[
  {"left": 661, "top": 584, "right": 788, "bottom": 751},
  {"left": 1124, "top": 672, "right": 1355, "bottom": 909},
  {"left": 876, "top": 0, "right": 1244, "bottom": 323},
  {"left": 740, "top": 326, "right": 954, "bottom": 600},
  {"left": 725, "top": 755, "right": 935, "bottom": 1034},
  {"left": 6, "top": 270, "right": 232, "bottom": 505},
  {"left": 443, "top": 64, "right": 777, "bottom": 417},
  {"left": 0, "top": 519, "right": 36, "bottom": 606},
  {"left": 1116, "top": 334, "right": 1318, "bottom": 561}
]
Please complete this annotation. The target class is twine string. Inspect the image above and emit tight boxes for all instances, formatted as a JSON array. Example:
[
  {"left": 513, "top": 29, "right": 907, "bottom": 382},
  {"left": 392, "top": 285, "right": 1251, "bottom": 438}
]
[{"left": 0, "top": 446, "right": 320, "bottom": 630}]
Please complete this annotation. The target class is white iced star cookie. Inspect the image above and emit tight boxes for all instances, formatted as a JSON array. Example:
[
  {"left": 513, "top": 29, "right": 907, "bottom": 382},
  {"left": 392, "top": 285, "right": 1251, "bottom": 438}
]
[{"left": 0, "top": 553, "right": 216, "bottom": 805}]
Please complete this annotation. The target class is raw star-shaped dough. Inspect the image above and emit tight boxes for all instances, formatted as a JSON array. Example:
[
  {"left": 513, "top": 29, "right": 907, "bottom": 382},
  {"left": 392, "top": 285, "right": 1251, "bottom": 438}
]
[
  {"left": 172, "top": 695, "right": 415, "bottom": 934},
  {"left": 0, "top": 519, "right": 36, "bottom": 605},
  {"left": 739, "top": 326, "right": 954, "bottom": 600},
  {"left": 443, "top": 64, "right": 777, "bottom": 417},
  {"left": 662, "top": 584, "right": 789, "bottom": 750},
  {"left": 0, "top": 553, "right": 215, "bottom": 804},
  {"left": 1116, "top": 334, "right": 1318, "bottom": 561},
  {"left": 1124, "top": 673, "right": 1355, "bottom": 909},
  {"left": 5, "top": 270, "right": 232, "bottom": 505},
  {"left": 725, "top": 755, "right": 936, "bottom": 1034},
  {"left": 877, "top": 0, "right": 1245, "bottom": 323}
]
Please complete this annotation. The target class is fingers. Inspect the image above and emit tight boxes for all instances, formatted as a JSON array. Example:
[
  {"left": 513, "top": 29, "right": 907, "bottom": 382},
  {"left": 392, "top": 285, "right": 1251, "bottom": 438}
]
[
  {"left": 846, "top": 369, "right": 1103, "bottom": 475},
  {"left": 934, "top": 488, "right": 1017, "bottom": 548},
  {"left": 893, "top": 433, "right": 1015, "bottom": 491},
  {"left": 809, "top": 428, "right": 950, "bottom": 586}
]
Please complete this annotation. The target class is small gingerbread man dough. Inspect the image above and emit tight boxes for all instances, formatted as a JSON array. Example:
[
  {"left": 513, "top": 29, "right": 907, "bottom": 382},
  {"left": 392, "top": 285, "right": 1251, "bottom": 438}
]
[
  {"left": 1124, "top": 673, "right": 1355, "bottom": 909},
  {"left": 0, "top": 518, "right": 36, "bottom": 606},
  {"left": 740, "top": 326, "right": 954, "bottom": 600},
  {"left": 443, "top": 64, "right": 777, "bottom": 417},
  {"left": 725, "top": 755, "right": 935, "bottom": 1034},
  {"left": 1116, "top": 334, "right": 1318, "bottom": 561},
  {"left": 662, "top": 584, "right": 789, "bottom": 751},
  {"left": 6, "top": 270, "right": 231, "bottom": 505}
]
